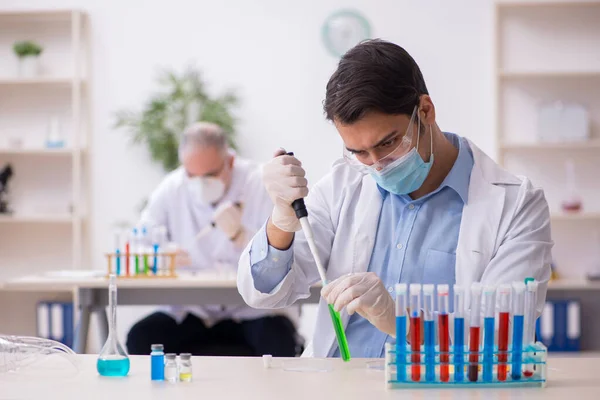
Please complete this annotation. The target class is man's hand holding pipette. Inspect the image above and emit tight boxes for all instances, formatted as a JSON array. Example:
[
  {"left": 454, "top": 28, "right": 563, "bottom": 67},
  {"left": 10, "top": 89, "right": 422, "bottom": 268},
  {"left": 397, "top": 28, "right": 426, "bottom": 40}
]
[
  {"left": 262, "top": 149, "right": 308, "bottom": 249},
  {"left": 322, "top": 272, "right": 396, "bottom": 336}
]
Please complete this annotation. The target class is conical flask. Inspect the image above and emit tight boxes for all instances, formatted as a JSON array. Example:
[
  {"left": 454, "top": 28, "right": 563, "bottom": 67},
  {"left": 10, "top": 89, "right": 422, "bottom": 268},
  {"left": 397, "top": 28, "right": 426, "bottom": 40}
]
[{"left": 97, "top": 274, "right": 130, "bottom": 377}]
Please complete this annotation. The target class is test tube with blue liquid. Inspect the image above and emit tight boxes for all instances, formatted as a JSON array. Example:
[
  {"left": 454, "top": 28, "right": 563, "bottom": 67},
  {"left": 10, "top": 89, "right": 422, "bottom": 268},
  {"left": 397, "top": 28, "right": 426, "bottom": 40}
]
[
  {"left": 114, "top": 231, "right": 122, "bottom": 276},
  {"left": 453, "top": 284, "right": 465, "bottom": 382},
  {"left": 511, "top": 282, "right": 526, "bottom": 380},
  {"left": 482, "top": 285, "right": 496, "bottom": 382},
  {"left": 151, "top": 226, "right": 167, "bottom": 275},
  {"left": 523, "top": 280, "right": 538, "bottom": 378},
  {"left": 395, "top": 283, "right": 407, "bottom": 382},
  {"left": 422, "top": 284, "right": 435, "bottom": 382}
]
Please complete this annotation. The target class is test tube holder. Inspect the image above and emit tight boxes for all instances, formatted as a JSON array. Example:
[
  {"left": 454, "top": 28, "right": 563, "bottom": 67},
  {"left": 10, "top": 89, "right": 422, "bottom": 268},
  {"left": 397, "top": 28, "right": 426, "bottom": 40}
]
[
  {"left": 384, "top": 341, "right": 547, "bottom": 389},
  {"left": 105, "top": 252, "right": 178, "bottom": 278}
]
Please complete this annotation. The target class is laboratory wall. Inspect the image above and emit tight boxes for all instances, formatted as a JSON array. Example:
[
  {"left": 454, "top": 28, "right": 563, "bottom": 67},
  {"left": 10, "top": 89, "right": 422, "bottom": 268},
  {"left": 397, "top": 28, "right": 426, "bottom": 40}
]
[{"left": 0, "top": 0, "right": 495, "bottom": 346}]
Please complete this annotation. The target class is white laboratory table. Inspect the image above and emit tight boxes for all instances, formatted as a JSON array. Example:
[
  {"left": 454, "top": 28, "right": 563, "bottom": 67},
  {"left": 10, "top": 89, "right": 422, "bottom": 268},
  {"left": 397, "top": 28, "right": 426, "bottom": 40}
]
[
  {"left": 1, "top": 355, "right": 598, "bottom": 399},
  {"left": 4, "top": 273, "right": 322, "bottom": 354}
]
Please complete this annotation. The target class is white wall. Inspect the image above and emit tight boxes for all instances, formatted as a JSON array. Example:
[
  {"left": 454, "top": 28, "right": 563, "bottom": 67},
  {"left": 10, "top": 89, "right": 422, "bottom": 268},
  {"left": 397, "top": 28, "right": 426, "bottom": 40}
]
[{"left": 0, "top": 0, "right": 495, "bottom": 346}]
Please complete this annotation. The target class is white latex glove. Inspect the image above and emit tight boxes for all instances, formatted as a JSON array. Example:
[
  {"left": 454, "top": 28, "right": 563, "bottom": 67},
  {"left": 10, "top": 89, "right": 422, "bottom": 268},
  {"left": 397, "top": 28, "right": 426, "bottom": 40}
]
[
  {"left": 262, "top": 149, "right": 308, "bottom": 232},
  {"left": 321, "top": 272, "right": 396, "bottom": 336},
  {"left": 213, "top": 201, "right": 243, "bottom": 239}
]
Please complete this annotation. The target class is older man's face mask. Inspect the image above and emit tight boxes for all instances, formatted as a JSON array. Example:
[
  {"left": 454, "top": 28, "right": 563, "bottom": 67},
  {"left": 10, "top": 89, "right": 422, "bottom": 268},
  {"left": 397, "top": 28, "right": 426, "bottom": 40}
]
[{"left": 182, "top": 146, "right": 233, "bottom": 206}]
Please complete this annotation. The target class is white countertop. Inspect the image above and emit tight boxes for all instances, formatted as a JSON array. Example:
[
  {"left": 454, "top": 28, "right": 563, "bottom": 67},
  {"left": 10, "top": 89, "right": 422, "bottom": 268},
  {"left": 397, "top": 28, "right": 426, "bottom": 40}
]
[{"left": 0, "top": 355, "right": 598, "bottom": 399}]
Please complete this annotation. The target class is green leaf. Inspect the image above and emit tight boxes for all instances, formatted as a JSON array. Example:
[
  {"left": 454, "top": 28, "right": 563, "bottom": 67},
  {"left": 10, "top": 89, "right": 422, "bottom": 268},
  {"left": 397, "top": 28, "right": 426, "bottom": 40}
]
[{"left": 112, "top": 66, "right": 239, "bottom": 172}]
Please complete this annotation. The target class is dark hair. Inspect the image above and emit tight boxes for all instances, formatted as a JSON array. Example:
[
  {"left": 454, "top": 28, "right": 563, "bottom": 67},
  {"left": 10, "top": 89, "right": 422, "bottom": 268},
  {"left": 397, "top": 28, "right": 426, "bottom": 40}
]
[{"left": 323, "top": 39, "right": 429, "bottom": 124}]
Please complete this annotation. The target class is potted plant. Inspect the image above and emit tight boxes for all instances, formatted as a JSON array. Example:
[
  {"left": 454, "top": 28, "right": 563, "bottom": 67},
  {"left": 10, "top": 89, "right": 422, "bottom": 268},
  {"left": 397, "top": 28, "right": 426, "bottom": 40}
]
[
  {"left": 13, "top": 40, "right": 43, "bottom": 78},
  {"left": 114, "top": 65, "right": 239, "bottom": 172}
]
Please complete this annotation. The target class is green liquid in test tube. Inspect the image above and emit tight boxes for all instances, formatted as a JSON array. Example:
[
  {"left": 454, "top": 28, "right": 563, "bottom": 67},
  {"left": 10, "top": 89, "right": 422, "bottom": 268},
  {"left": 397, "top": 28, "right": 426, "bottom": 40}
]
[{"left": 328, "top": 304, "right": 351, "bottom": 361}]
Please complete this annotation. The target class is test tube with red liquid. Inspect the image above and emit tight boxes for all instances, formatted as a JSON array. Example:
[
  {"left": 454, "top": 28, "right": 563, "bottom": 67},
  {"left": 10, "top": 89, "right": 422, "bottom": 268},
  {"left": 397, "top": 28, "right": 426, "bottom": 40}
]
[
  {"left": 497, "top": 284, "right": 511, "bottom": 381},
  {"left": 468, "top": 283, "right": 482, "bottom": 382},
  {"left": 409, "top": 284, "right": 421, "bottom": 382},
  {"left": 437, "top": 284, "right": 450, "bottom": 382}
]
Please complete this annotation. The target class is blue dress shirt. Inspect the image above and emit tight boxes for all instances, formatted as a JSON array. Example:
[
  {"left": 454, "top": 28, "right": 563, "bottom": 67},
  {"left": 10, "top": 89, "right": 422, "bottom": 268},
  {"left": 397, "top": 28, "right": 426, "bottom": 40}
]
[{"left": 249, "top": 133, "right": 474, "bottom": 358}]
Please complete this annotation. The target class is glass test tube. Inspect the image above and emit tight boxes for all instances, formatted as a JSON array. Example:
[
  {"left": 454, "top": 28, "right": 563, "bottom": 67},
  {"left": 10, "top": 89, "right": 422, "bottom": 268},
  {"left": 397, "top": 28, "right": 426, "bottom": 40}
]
[
  {"left": 114, "top": 231, "right": 122, "bottom": 276},
  {"left": 395, "top": 283, "right": 408, "bottom": 381},
  {"left": 437, "top": 284, "right": 450, "bottom": 382},
  {"left": 497, "top": 284, "right": 511, "bottom": 381},
  {"left": 482, "top": 285, "right": 496, "bottom": 382},
  {"left": 142, "top": 226, "right": 150, "bottom": 274},
  {"left": 511, "top": 282, "right": 526, "bottom": 380},
  {"left": 409, "top": 284, "right": 421, "bottom": 382},
  {"left": 453, "top": 284, "right": 465, "bottom": 382},
  {"left": 151, "top": 226, "right": 166, "bottom": 275},
  {"left": 395, "top": 283, "right": 408, "bottom": 382},
  {"left": 133, "top": 227, "right": 140, "bottom": 275},
  {"left": 468, "top": 283, "right": 482, "bottom": 382},
  {"left": 423, "top": 284, "right": 435, "bottom": 382},
  {"left": 523, "top": 280, "right": 538, "bottom": 378}
]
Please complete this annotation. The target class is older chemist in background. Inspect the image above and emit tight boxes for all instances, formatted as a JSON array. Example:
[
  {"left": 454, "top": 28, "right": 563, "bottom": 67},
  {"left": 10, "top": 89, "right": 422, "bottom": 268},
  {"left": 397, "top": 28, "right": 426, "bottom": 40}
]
[{"left": 126, "top": 122, "right": 299, "bottom": 356}]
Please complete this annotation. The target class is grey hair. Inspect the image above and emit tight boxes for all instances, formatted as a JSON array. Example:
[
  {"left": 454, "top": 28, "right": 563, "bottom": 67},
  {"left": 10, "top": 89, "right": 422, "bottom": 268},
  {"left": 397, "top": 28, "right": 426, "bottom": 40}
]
[{"left": 179, "top": 122, "right": 227, "bottom": 154}]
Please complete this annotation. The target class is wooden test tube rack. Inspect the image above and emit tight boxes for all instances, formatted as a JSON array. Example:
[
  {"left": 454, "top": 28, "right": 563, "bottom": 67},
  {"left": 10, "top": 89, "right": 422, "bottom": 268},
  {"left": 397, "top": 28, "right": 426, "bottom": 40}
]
[{"left": 105, "top": 251, "right": 178, "bottom": 278}]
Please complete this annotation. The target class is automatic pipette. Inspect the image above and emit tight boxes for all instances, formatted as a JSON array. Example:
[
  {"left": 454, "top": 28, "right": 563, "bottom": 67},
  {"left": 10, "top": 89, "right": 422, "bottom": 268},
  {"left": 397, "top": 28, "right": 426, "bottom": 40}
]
[
  {"left": 395, "top": 283, "right": 407, "bottom": 382},
  {"left": 423, "top": 284, "right": 435, "bottom": 382},
  {"left": 285, "top": 152, "right": 350, "bottom": 362}
]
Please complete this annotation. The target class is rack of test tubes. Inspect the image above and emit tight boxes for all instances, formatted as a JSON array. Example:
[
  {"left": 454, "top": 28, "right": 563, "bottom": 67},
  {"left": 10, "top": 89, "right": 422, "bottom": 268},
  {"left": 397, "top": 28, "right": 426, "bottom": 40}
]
[
  {"left": 105, "top": 225, "right": 178, "bottom": 278},
  {"left": 385, "top": 281, "right": 547, "bottom": 389}
]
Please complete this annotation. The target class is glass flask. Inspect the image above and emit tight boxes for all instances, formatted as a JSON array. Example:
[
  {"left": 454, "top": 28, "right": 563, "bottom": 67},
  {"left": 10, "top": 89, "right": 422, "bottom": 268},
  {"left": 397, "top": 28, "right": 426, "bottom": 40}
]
[{"left": 97, "top": 274, "right": 130, "bottom": 377}]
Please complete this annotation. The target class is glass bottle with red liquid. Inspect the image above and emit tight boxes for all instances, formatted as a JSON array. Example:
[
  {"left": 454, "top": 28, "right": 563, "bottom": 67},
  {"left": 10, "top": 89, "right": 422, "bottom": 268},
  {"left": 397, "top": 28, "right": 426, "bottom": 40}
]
[
  {"left": 497, "top": 284, "right": 512, "bottom": 382},
  {"left": 437, "top": 284, "right": 450, "bottom": 382},
  {"left": 409, "top": 284, "right": 421, "bottom": 382},
  {"left": 468, "top": 283, "right": 482, "bottom": 382}
]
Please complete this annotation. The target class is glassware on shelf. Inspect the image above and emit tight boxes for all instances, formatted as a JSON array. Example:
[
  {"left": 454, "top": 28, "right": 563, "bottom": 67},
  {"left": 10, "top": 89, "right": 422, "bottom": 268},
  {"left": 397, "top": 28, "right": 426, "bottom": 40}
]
[
  {"left": 560, "top": 159, "right": 582, "bottom": 213},
  {"left": 97, "top": 274, "right": 130, "bottom": 377}
]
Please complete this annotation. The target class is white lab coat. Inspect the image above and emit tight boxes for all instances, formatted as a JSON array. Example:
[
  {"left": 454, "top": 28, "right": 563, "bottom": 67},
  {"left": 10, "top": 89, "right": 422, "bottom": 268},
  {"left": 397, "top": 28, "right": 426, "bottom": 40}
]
[
  {"left": 237, "top": 140, "right": 553, "bottom": 357},
  {"left": 141, "top": 157, "right": 297, "bottom": 324}
]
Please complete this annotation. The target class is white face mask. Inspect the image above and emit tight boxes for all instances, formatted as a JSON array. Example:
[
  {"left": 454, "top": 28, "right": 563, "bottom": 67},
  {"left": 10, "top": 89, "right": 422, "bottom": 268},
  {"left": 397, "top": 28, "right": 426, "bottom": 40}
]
[{"left": 187, "top": 176, "right": 225, "bottom": 205}]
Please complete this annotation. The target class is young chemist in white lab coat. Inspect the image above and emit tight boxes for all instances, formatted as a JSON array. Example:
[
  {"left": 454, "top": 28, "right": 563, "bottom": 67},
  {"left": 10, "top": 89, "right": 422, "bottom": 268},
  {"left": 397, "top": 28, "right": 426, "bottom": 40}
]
[
  {"left": 126, "top": 122, "right": 298, "bottom": 356},
  {"left": 237, "top": 40, "right": 553, "bottom": 358}
]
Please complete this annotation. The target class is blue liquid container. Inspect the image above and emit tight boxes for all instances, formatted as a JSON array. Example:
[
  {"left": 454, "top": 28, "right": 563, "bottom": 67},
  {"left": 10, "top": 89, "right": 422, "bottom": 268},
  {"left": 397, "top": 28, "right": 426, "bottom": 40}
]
[
  {"left": 512, "top": 315, "right": 524, "bottom": 380},
  {"left": 454, "top": 317, "right": 465, "bottom": 382},
  {"left": 395, "top": 316, "right": 407, "bottom": 382},
  {"left": 151, "top": 344, "right": 165, "bottom": 381},
  {"left": 97, "top": 357, "right": 130, "bottom": 377},
  {"left": 483, "top": 317, "right": 495, "bottom": 382},
  {"left": 424, "top": 320, "right": 435, "bottom": 382}
]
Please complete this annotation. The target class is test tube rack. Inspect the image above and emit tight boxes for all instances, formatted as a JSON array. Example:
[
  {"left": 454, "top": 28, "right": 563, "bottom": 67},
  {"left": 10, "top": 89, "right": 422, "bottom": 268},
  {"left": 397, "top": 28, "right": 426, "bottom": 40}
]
[
  {"left": 105, "top": 252, "right": 178, "bottom": 278},
  {"left": 384, "top": 337, "right": 547, "bottom": 388}
]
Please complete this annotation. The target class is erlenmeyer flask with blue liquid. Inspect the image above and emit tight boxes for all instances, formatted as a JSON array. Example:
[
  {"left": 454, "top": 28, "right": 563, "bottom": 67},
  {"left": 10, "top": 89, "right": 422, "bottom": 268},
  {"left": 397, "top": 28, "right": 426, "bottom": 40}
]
[{"left": 97, "top": 274, "right": 130, "bottom": 377}]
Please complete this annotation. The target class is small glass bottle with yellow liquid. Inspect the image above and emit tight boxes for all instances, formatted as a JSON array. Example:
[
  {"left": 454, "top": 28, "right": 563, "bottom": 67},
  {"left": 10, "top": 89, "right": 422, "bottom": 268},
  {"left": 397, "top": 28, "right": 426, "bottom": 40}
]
[{"left": 179, "top": 353, "right": 192, "bottom": 382}]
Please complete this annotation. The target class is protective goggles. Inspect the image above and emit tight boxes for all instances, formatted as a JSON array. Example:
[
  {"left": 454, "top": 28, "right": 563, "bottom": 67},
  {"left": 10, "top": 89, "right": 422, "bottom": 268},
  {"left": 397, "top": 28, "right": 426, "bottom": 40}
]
[{"left": 343, "top": 106, "right": 420, "bottom": 174}]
